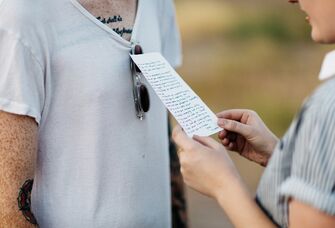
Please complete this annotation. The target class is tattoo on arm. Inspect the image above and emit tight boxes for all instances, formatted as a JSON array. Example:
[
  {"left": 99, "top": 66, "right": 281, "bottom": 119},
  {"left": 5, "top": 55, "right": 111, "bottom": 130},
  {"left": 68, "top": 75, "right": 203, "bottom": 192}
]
[{"left": 17, "top": 179, "right": 37, "bottom": 225}]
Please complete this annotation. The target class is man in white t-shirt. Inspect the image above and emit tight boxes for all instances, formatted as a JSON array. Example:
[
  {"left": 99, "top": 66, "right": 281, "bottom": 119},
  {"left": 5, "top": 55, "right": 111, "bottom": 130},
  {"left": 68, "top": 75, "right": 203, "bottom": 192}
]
[{"left": 0, "top": 0, "right": 184, "bottom": 227}]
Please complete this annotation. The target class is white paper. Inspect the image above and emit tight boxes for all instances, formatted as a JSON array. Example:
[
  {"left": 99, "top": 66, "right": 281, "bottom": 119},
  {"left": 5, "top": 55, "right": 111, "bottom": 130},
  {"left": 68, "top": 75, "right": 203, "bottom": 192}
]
[{"left": 130, "top": 52, "right": 222, "bottom": 137}]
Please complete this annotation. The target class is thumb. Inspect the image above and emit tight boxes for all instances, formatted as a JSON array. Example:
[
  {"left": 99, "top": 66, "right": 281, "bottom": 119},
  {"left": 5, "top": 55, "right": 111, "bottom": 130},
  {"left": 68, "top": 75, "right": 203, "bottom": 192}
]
[
  {"left": 218, "top": 118, "right": 252, "bottom": 138},
  {"left": 172, "top": 125, "right": 194, "bottom": 149}
]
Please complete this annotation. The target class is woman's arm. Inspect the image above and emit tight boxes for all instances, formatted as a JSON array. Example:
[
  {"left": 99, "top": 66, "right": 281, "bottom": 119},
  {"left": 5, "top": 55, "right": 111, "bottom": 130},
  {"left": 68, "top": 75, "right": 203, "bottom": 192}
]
[
  {"left": 289, "top": 200, "right": 335, "bottom": 228},
  {"left": 173, "top": 125, "right": 335, "bottom": 228},
  {"left": 216, "top": 179, "right": 335, "bottom": 228},
  {"left": 173, "top": 126, "right": 275, "bottom": 228},
  {"left": 0, "top": 111, "right": 38, "bottom": 227},
  {"left": 214, "top": 171, "right": 275, "bottom": 228}
]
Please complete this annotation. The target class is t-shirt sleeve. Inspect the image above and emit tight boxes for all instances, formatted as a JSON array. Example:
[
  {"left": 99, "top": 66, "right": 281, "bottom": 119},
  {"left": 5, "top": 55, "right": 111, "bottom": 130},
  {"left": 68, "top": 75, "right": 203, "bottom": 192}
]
[
  {"left": 278, "top": 103, "right": 335, "bottom": 215},
  {"left": 0, "top": 29, "right": 45, "bottom": 125},
  {"left": 160, "top": 0, "right": 182, "bottom": 69}
]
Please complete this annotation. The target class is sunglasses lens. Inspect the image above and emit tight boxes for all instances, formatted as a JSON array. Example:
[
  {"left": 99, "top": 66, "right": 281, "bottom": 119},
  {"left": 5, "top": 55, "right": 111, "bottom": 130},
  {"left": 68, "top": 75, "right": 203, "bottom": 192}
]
[
  {"left": 133, "top": 45, "right": 143, "bottom": 73},
  {"left": 131, "top": 44, "right": 149, "bottom": 118},
  {"left": 134, "top": 45, "right": 143, "bottom": 55},
  {"left": 139, "top": 84, "right": 150, "bottom": 112}
]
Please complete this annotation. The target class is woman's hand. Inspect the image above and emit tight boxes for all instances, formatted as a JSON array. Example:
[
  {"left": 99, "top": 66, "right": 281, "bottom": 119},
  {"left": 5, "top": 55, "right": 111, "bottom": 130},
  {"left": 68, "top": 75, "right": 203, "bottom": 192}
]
[
  {"left": 217, "top": 109, "right": 279, "bottom": 167},
  {"left": 172, "top": 125, "right": 277, "bottom": 228},
  {"left": 172, "top": 125, "right": 242, "bottom": 200}
]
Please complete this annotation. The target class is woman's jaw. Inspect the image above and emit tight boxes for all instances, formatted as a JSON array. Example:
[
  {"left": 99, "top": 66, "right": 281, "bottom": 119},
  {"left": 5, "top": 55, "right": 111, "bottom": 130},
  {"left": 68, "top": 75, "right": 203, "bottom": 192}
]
[
  {"left": 309, "top": 19, "right": 335, "bottom": 44},
  {"left": 297, "top": 0, "right": 335, "bottom": 44}
]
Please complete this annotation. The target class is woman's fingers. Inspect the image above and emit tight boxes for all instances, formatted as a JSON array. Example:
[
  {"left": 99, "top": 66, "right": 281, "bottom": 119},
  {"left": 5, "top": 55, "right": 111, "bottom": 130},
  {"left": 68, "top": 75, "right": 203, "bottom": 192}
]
[
  {"left": 219, "top": 129, "right": 237, "bottom": 140},
  {"left": 172, "top": 125, "right": 204, "bottom": 152},
  {"left": 228, "top": 142, "right": 235, "bottom": 150},
  {"left": 218, "top": 118, "right": 252, "bottom": 138},
  {"left": 221, "top": 138, "right": 238, "bottom": 151},
  {"left": 221, "top": 137, "right": 230, "bottom": 146},
  {"left": 218, "top": 130, "right": 227, "bottom": 139},
  {"left": 172, "top": 125, "right": 193, "bottom": 149},
  {"left": 193, "top": 135, "right": 220, "bottom": 150},
  {"left": 219, "top": 131, "right": 237, "bottom": 144},
  {"left": 216, "top": 109, "right": 250, "bottom": 120}
]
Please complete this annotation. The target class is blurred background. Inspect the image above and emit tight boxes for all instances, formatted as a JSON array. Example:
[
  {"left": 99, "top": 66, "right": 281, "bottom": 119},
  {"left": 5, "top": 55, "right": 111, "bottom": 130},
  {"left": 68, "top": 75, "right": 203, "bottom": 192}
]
[{"left": 173, "top": 0, "right": 334, "bottom": 227}]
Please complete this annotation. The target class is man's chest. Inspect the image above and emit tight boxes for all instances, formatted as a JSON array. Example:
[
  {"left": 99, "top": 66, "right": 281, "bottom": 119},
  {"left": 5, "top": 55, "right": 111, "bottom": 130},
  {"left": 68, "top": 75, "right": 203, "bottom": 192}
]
[{"left": 77, "top": 0, "right": 137, "bottom": 41}]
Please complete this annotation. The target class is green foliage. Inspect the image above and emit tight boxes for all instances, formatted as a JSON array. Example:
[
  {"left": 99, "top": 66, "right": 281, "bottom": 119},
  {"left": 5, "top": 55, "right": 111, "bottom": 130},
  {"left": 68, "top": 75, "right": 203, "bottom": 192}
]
[{"left": 225, "top": 12, "right": 311, "bottom": 43}]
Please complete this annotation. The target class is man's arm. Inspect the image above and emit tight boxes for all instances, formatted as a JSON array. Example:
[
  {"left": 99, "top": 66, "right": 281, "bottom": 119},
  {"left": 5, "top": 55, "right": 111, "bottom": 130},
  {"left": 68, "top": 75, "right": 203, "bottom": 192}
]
[
  {"left": 168, "top": 118, "right": 188, "bottom": 228},
  {"left": 0, "top": 111, "right": 38, "bottom": 227}
]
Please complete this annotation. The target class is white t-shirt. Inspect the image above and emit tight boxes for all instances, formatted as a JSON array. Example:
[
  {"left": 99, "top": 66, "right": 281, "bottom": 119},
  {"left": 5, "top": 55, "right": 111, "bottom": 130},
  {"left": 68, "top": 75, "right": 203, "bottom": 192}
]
[{"left": 0, "top": 0, "right": 182, "bottom": 227}]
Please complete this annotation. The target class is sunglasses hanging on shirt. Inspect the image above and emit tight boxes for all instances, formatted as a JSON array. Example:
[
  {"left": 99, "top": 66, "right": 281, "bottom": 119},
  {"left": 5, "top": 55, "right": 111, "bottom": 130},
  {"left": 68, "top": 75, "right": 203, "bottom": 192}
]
[{"left": 130, "top": 44, "right": 150, "bottom": 120}]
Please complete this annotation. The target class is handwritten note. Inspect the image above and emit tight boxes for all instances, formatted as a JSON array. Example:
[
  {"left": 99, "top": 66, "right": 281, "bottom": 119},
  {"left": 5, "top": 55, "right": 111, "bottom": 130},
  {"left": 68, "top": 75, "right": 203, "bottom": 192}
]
[{"left": 130, "top": 53, "right": 222, "bottom": 137}]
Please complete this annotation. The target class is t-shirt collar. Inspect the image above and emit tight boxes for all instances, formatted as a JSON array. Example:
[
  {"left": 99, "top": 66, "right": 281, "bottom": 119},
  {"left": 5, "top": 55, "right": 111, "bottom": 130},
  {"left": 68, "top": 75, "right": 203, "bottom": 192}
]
[{"left": 319, "top": 50, "right": 335, "bottom": 80}]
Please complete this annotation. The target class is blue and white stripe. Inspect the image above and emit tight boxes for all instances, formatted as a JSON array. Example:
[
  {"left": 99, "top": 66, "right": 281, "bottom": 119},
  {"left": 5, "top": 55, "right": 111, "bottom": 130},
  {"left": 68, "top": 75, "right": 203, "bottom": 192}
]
[{"left": 256, "top": 76, "right": 335, "bottom": 227}]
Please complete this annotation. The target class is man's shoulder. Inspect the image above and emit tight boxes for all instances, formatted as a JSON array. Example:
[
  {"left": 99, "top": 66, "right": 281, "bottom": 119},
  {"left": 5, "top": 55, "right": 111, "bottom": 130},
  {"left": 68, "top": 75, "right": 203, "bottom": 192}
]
[
  {"left": 154, "top": 0, "right": 176, "bottom": 15},
  {"left": 0, "top": 0, "right": 54, "bottom": 33},
  {"left": 0, "top": 0, "right": 60, "bottom": 51}
]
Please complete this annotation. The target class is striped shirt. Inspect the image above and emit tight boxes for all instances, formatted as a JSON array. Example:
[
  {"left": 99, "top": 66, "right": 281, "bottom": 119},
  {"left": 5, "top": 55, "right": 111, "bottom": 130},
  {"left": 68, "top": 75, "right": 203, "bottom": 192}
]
[{"left": 256, "top": 51, "right": 335, "bottom": 227}]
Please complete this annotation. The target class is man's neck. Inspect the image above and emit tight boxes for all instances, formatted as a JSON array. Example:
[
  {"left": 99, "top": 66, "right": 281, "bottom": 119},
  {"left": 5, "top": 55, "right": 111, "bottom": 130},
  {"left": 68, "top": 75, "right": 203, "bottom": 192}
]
[{"left": 78, "top": 0, "right": 137, "bottom": 41}]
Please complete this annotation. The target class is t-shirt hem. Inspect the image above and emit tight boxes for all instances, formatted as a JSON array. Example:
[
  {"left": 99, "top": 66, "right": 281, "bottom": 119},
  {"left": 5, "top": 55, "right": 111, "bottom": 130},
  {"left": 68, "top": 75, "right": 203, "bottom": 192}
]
[
  {"left": 279, "top": 176, "right": 335, "bottom": 216},
  {"left": 0, "top": 97, "right": 41, "bottom": 125}
]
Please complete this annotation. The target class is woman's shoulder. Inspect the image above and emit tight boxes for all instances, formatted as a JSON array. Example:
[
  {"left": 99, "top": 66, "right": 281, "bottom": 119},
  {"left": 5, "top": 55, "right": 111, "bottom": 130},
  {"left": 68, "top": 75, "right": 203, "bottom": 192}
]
[
  {"left": 286, "top": 77, "right": 335, "bottom": 170},
  {"left": 288, "top": 77, "right": 335, "bottom": 157},
  {"left": 305, "top": 77, "right": 335, "bottom": 118}
]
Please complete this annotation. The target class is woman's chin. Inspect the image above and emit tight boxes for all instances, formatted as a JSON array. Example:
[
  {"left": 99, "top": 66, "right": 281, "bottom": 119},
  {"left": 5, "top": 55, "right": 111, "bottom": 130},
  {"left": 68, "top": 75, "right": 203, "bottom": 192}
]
[{"left": 311, "top": 29, "right": 335, "bottom": 44}]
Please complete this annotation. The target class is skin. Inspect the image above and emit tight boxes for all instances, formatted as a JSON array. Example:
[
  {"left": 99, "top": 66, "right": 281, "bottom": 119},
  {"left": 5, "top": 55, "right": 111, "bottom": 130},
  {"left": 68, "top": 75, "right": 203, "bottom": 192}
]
[
  {"left": 217, "top": 109, "right": 278, "bottom": 167},
  {"left": 78, "top": 0, "right": 137, "bottom": 41},
  {"left": 295, "top": 0, "right": 335, "bottom": 43},
  {"left": 0, "top": 111, "right": 37, "bottom": 227},
  {"left": 173, "top": 0, "right": 335, "bottom": 227}
]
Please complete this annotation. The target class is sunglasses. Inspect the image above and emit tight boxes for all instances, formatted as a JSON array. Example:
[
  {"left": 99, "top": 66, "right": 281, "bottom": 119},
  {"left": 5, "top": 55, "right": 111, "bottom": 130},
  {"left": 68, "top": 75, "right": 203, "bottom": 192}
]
[{"left": 130, "top": 44, "right": 150, "bottom": 120}]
